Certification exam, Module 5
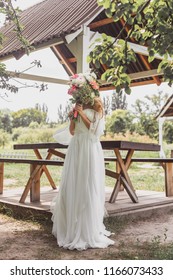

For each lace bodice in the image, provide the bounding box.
[75,109,105,139]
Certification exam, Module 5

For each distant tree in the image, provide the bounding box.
[132,90,168,139]
[103,95,111,116]
[135,113,159,139]
[57,103,71,124]
[0,129,9,148]
[12,108,47,128]
[35,103,48,122]
[132,91,169,117]
[163,121,173,144]
[35,103,41,111]
[42,103,48,114]
[0,109,12,133]
[111,90,127,111]
[106,109,135,135]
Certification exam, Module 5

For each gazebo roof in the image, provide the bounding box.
[0,0,164,90]
[156,94,173,119]
[0,0,102,59]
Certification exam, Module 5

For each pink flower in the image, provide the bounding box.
[90,81,99,90]
[68,85,77,95]
[72,74,79,79]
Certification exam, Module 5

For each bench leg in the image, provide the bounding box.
[116,162,124,191]
[34,149,57,189]
[109,149,138,203]
[165,162,173,196]
[19,165,42,203]
[30,163,41,202]
[0,163,4,194]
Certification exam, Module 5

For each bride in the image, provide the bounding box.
[50,73,115,251]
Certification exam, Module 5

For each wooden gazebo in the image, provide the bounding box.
[1,1,173,218]
[156,94,173,157]
[0,0,164,90]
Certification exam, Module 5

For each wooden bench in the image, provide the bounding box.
[0,158,64,203]
[2,153,171,204]
[104,157,173,198]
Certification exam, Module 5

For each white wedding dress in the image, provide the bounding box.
[51,109,114,250]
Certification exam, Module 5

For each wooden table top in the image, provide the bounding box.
[100,140,160,151]
[14,140,160,152]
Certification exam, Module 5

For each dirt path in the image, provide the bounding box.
[0,212,173,260]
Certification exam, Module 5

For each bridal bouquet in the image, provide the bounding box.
[67,72,100,119]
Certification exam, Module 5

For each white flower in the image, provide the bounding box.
[84,72,97,82]
[91,92,95,98]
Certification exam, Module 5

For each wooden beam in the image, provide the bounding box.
[99,79,161,91]
[139,55,161,86]
[99,69,163,90]
[51,45,75,75]
[68,57,77,63]
[88,18,114,29]
[156,94,173,119]
[129,69,163,80]
[130,79,162,87]
[7,71,69,85]
[100,69,163,85]
[7,69,162,90]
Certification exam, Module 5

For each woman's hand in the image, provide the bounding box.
[74,104,83,115]
[74,103,91,129]
[68,110,74,120]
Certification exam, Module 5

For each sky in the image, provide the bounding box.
[0,0,173,122]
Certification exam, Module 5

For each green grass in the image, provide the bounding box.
[3,163,63,189]
[3,161,165,192]
[105,161,164,192]
[104,238,173,260]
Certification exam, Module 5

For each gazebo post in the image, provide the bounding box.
[158,117,166,158]
[67,25,90,73]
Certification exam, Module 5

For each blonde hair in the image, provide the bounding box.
[92,97,104,117]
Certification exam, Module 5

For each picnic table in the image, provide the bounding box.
[101,141,160,203]
[13,140,160,203]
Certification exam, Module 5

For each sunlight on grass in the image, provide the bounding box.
[105,161,164,192]
[3,163,63,189]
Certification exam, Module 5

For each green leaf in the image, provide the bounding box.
[121,0,129,4]
[148,56,155,63]
[125,87,131,95]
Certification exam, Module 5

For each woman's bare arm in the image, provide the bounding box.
[75,104,91,129]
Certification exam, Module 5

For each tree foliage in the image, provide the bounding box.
[163,121,173,144]
[0,129,9,147]
[132,90,168,139]
[0,1,31,91]
[106,109,135,135]
[12,108,47,128]
[57,102,72,124]
[0,108,12,130]
[0,1,47,95]
[0,0,31,51]
[88,0,173,93]
[111,90,127,110]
